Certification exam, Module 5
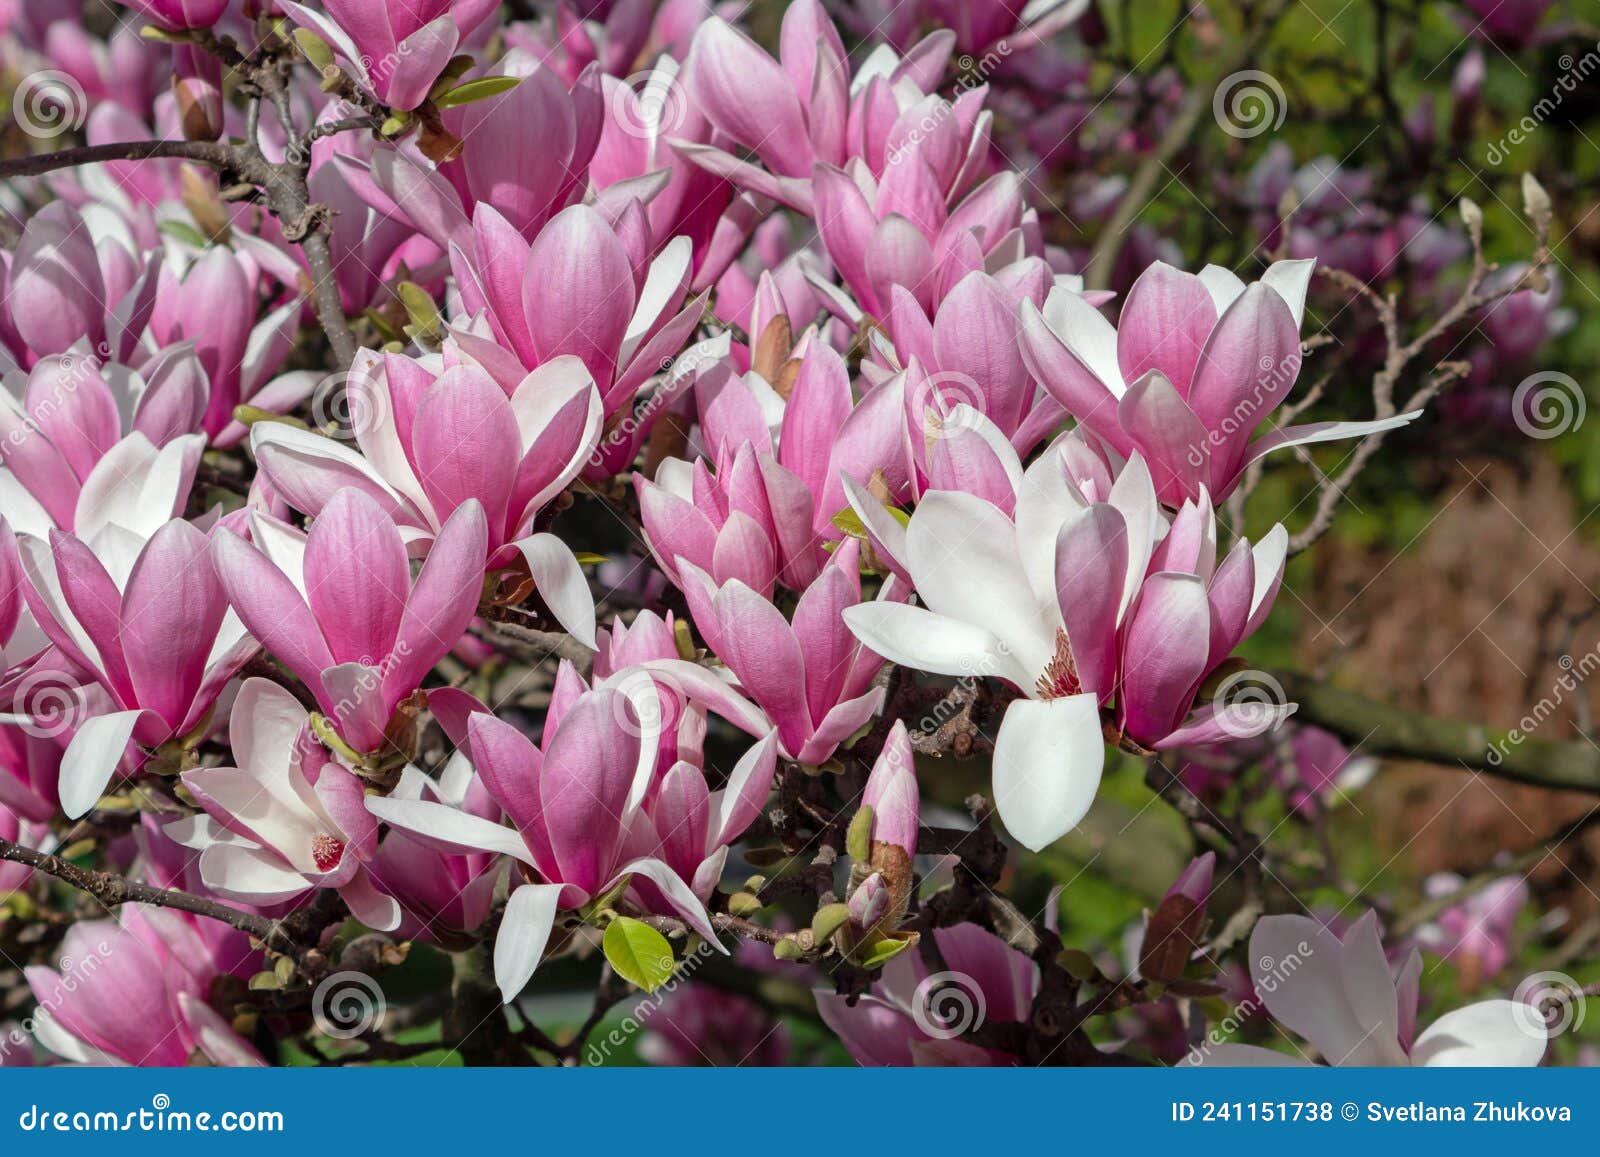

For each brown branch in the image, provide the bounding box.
[1275,670,1600,794]
[0,836,312,953]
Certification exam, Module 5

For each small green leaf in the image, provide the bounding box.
[603,917,676,993]
[572,552,607,566]
[434,76,522,110]
[858,935,915,970]
[159,220,212,249]
[811,903,852,944]
[846,805,874,863]
[292,29,334,73]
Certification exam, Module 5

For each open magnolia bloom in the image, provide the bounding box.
[1018,259,1421,505]
[843,433,1290,851]
[18,518,256,818]
[365,686,778,1002]
[1190,912,1549,1067]
[249,347,602,647]
[171,679,401,932]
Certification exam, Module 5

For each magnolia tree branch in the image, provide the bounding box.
[0,836,318,953]
[1274,670,1600,793]
[1280,177,1554,556]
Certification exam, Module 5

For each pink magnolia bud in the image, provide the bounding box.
[173,43,223,142]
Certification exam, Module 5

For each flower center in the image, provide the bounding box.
[1035,629,1084,700]
[312,834,346,873]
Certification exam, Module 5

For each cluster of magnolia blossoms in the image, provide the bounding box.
[4,0,1545,1070]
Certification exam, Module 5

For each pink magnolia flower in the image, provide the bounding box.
[307,110,446,314]
[368,752,502,942]
[808,163,1033,325]
[1018,259,1420,505]
[348,52,602,253]
[843,439,1291,850]
[1191,912,1547,1066]
[838,0,1088,55]
[817,923,1039,1065]
[26,905,264,1067]
[248,348,602,645]
[146,246,304,444]
[1457,0,1556,50]
[212,490,488,753]
[446,202,704,477]
[0,419,203,549]
[1415,873,1529,985]
[280,0,502,110]
[1,350,214,495]
[366,687,768,1000]
[18,518,256,818]
[882,266,1068,465]
[593,56,750,290]
[172,679,401,931]
[671,539,902,765]
[679,2,986,217]
[120,0,230,30]
[0,202,158,371]
[0,723,61,822]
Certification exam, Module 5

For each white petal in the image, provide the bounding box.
[196,843,310,903]
[991,695,1105,852]
[60,709,143,819]
[842,601,1026,687]
[905,491,1054,678]
[515,534,597,650]
[1260,258,1316,329]
[365,796,535,864]
[494,883,565,1004]
[1412,999,1548,1067]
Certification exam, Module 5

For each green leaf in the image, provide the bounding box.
[292,29,334,73]
[434,76,522,110]
[858,935,915,970]
[159,220,212,249]
[602,917,676,992]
